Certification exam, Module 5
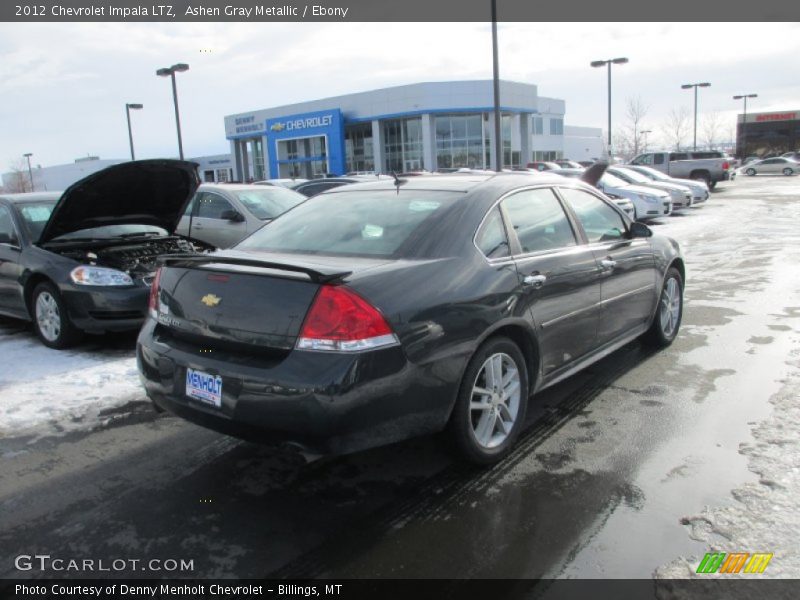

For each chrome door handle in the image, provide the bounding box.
[600,259,617,270]
[523,274,547,288]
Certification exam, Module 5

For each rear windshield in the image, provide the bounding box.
[232,188,306,220]
[236,190,462,257]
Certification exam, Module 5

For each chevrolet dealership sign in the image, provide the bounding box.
[270,113,335,133]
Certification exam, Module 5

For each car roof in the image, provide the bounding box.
[317,171,577,194]
[0,191,62,203]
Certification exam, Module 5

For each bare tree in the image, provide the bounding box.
[662,107,691,151]
[614,96,650,160]
[700,111,725,150]
[4,158,31,193]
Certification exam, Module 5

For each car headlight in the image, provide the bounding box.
[70,266,134,286]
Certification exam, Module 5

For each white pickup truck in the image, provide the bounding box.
[628,151,732,189]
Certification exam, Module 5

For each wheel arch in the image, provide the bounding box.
[23,272,56,318]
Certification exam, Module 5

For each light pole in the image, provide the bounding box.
[591,57,628,162]
[733,94,757,160]
[156,63,189,159]
[23,153,34,192]
[681,82,711,150]
[125,103,143,160]
[490,0,502,171]
[641,129,652,152]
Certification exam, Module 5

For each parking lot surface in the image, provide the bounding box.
[1,175,798,578]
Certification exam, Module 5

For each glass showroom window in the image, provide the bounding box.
[383,118,424,172]
[435,114,484,169]
[345,123,374,172]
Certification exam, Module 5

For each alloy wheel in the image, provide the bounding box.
[469,352,521,449]
[35,291,61,342]
[659,277,681,338]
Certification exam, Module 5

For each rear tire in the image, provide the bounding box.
[746,168,756,176]
[31,282,83,349]
[643,267,683,348]
[448,336,529,465]
[783,168,794,176]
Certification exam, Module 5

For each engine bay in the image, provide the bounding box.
[54,236,211,280]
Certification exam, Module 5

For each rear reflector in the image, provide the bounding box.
[148,267,162,319]
[296,285,398,352]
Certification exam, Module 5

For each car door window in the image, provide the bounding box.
[475,207,510,259]
[0,206,18,244]
[501,188,577,254]
[653,154,664,165]
[560,188,627,244]
[196,193,234,219]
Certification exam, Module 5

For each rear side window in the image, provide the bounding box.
[237,190,460,257]
[501,188,576,254]
[560,188,626,244]
[654,154,665,165]
[670,153,689,161]
[475,207,510,259]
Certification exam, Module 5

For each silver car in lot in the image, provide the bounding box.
[623,165,709,205]
[593,172,672,221]
[609,166,693,210]
[549,168,635,218]
[743,157,800,176]
[175,183,306,248]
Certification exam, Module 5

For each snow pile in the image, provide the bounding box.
[0,329,145,438]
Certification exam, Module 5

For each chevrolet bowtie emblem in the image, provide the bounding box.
[201,294,221,307]
[270,122,285,131]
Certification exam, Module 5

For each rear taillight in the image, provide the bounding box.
[296,285,398,352]
[148,268,162,319]
[722,161,730,170]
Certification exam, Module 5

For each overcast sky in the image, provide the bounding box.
[2,22,799,169]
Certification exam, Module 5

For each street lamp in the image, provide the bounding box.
[681,82,711,150]
[590,57,629,161]
[156,63,189,159]
[23,153,34,192]
[125,103,143,160]
[733,94,757,160]
[641,129,652,152]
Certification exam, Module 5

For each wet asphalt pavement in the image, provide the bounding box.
[1,175,799,579]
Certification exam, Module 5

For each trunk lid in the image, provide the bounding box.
[154,250,393,351]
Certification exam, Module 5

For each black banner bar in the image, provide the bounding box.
[2,0,799,22]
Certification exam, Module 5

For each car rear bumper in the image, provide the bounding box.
[136,319,456,455]
[61,284,148,333]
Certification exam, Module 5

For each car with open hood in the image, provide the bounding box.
[0,159,205,348]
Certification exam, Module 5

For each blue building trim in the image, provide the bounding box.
[265,109,345,177]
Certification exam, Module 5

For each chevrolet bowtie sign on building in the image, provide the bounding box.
[265,109,345,179]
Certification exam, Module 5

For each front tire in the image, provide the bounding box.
[746,168,756,176]
[448,336,529,464]
[32,282,83,349]
[783,168,794,176]
[643,267,683,348]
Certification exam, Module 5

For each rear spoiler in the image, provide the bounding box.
[157,253,352,284]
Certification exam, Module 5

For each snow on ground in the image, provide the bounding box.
[0,324,144,439]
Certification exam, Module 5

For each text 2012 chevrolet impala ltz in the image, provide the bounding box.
[137,173,684,463]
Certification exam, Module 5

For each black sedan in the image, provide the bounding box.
[0,160,200,348]
[137,173,684,463]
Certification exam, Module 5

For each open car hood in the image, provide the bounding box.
[38,159,200,244]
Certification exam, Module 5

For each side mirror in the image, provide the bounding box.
[220,210,245,223]
[629,222,652,238]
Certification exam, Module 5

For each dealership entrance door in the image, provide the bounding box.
[276,136,329,178]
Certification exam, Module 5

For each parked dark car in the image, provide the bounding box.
[138,173,684,463]
[0,160,203,348]
[292,175,392,197]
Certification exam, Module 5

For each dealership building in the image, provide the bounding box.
[224,80,604,180]
[736,109,800,158]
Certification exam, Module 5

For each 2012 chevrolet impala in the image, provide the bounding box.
[137,173,684,464]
